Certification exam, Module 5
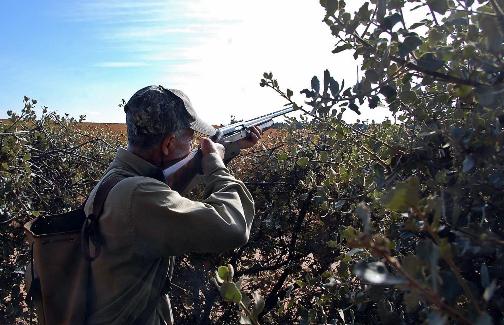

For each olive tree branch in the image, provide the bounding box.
[357,238,473,325]
[259,190,314,319]
[413,207,484,314]
[329,14,488,87]
[263,80,406,155]
[427,4,440,26]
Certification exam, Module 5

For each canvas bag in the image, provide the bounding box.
[24,173,127,325]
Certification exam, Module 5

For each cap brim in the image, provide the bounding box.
[190,118,216,137]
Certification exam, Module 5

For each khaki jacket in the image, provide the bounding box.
[84,148,254,324]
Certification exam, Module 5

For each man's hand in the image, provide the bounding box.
[236,126,262,150]
[200,137,225,160]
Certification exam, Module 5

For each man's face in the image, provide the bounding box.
[163,128,195,165]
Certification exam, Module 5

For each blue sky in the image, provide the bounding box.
[1,0,383,124]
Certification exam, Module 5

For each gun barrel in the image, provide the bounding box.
[218,105,294,136]
[221,120,274,143]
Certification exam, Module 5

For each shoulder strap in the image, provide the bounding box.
[81,173,127,261]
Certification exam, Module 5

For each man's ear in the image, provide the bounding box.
[160,134,175,156]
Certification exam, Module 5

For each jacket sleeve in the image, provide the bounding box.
[175,142,241,194]
[131,153,254,257]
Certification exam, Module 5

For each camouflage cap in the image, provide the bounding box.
[124,85,216,138]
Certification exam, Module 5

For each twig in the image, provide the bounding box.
[361,145,390,171]
[259,190,314,318]
[391,56,484,87]
[0,131,31,136]
[361,8,376,38]
[427,5,440,26]
[236,260,290,276]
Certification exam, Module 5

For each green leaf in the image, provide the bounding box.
[355,202,371,233]
[323,69,330,94]
[329,77,340,97]
[376,0,386,23]
[381,177,420,212]
[327,240,339,248]
[320,0,339,16]
[402,255,423,278]
[483,280,497,302]
[332,43,353,53]
[453,85,472,98]
[480,263,490,288]
[297,157,309,168]
[217,265,231,282]
[462,155,475,172]
[368,95,380,108]
[341,226,358,241]
[311,76,320,93]
[409,22,426,29]
[428,28,445,43]
[400,90,418,104]
[348,102,360,114]
[357,2,371,21]
[381,13,402,30]
[417,239,439,269]
[388,0,404,10]
[219,282,242,303]
[417,52,444,71]
[427,0,449,15]
[398,35,422,57]
[380,85,397,101]
[365,69,380,83]
[403,291,420,312]
[277,152,288,161]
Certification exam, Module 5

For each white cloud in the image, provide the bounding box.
[161,0,389,124]
[67,0,392,123]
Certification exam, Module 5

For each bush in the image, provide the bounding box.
[0,99,123,323]
[207,0,504,323]
[3,1,504,323]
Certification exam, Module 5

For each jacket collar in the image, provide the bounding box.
[110,148,165,182]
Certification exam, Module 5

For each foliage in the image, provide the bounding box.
[3,0,504,323]
[207,0,504,323]
[0,99,122,323]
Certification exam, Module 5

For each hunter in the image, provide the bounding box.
[83,85,259,324]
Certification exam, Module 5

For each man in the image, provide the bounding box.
[84,85,259,324]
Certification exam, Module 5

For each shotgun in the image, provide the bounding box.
[163,105,295,192]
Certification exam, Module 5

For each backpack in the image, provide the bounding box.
[24,173,127,325]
